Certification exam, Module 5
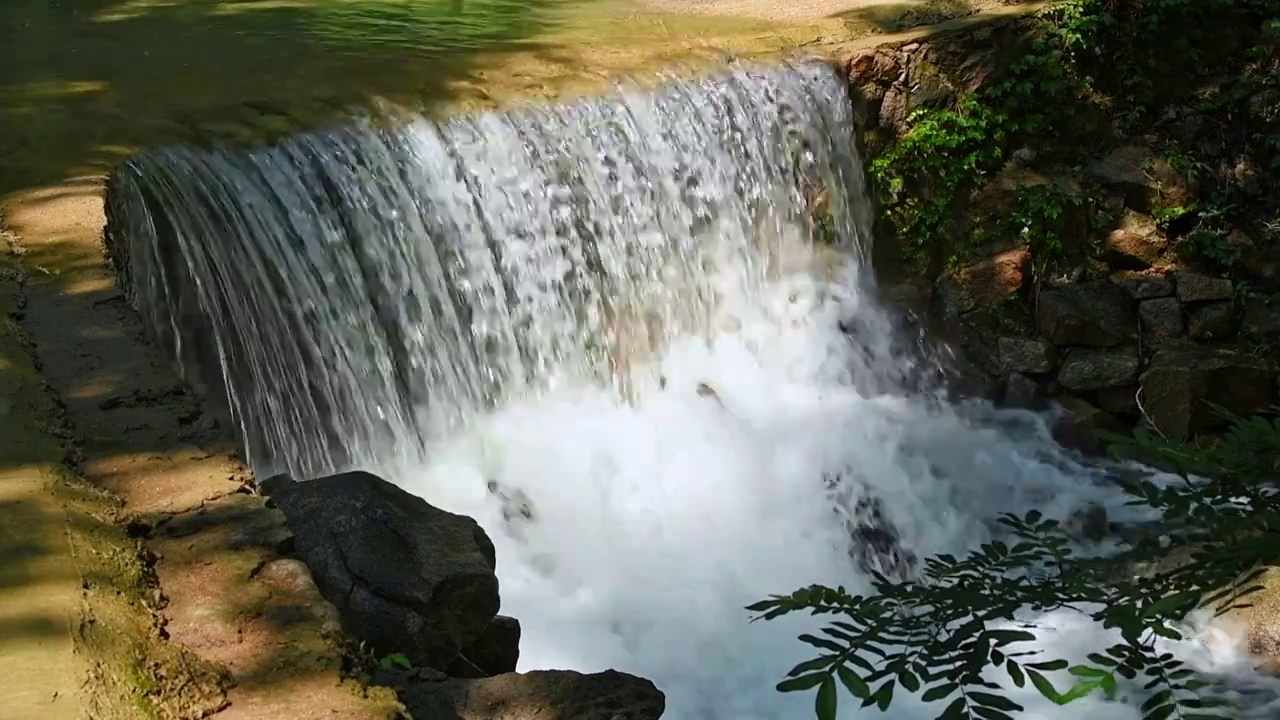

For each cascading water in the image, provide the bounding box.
[104,62,1277,719]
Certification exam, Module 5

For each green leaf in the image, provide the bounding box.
[987,629,1037,646]
[787,656,835,677]
[777,673,827,693]
[1006,660,1026,688]
[941,697,967,720]
[1028,670,1060,703]
[799,634,846,654]
[1142,689,1173,713]
[1068,665,1109,678]
[922,683,959,702]
[815,675,838,720]
[970,692,1023,711]
[1028,659,1069,671]
[835,665,870,700]
[898,670,921,693]
[1058,678,1103,704]
[873,680,895,712]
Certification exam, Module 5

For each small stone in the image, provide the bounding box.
[846,49,899,85]
[449,615,521,678]
[1188,302,1239,341]
[1089,145,1198,213]
[878,86,911,137]
[1175,272,1234,303]
[1242,298,1280,341]
[1101,210,1167,270]
[1069,505,1110,542]
[1052,397,1127,455]
[1038,280,1136,347]
[998,337,1055,374]
[1139,297,1184,346]
[1059,346,1141,391]
[1112,271,1174,300]
[937,248,1029,317]
[1001,373,1043,408]
[1094,385,1140,418]
[1233,154,1263,196]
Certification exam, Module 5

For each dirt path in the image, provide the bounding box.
[4,185,404,717]
[0,232,80,717]
[0,1,1044,716]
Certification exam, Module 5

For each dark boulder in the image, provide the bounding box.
[261,471,502,672]
[448,616,522,679]
[1242,298,1280,341]
[1175,272,1234,303]
[1038,280,1136,347]
[1138,346,1279,440]
[1188,301,1239,341]
[380,668,666,720]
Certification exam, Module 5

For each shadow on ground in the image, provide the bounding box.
[0,0,580,198]
[831,0,1037,33]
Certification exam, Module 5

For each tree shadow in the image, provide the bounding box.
[831,0,978,33]
[829,0,1039,35]
[0,0,576,198]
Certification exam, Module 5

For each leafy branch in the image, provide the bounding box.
[751,409,1280,720]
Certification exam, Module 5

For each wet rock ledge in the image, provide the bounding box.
[260,470,666,720]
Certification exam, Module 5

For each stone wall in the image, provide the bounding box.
[833,15,1280,446]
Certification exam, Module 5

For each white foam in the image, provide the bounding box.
[390,262,1275,719]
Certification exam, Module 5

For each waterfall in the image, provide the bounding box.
[104,62,1275,719]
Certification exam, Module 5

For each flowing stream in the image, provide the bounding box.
[104,61,1276,719]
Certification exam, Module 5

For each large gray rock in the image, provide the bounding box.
[1038,280,1136,347]
[382,668,666,720]
[1138,346,1279,439]
[1058,346,1141,391]
[261,471,501,671]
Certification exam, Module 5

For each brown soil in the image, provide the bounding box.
[0,1,1044,717]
